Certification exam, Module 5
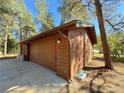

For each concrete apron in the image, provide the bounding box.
[0,59,67,93]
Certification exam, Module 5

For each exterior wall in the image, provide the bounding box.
[84,32,93,63]
[22,33,69,80]
[21,44,28,60]
[21,29,93,81]
[56,35,69,80]
[68,29,85,80]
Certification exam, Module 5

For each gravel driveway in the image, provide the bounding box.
[0,59,66,93]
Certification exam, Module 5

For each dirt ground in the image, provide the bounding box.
[0,57,124,93]
[59,59,124,93]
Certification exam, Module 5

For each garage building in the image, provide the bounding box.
[20,20,97,81]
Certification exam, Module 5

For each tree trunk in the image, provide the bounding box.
[20,30,23,41]
[94,0,113,69]
[3,34,8,55]
[19,16,23,41]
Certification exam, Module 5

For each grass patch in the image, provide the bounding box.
[94,53,124,63]
[0,54,17,57]
[0,54,17,60]
[94,53,103,58]
[112,55,124,63]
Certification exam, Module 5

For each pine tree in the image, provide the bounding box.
[35,0,54,31]
[94,0,112,68]
[58,0,88,23]
[0,0,36,55]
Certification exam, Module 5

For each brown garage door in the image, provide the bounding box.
[29,38,56,71]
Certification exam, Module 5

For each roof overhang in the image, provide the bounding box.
[20,20,97,44]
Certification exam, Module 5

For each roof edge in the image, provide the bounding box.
[20,20,97,44]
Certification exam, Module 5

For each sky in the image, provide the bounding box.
[24,0,124,34]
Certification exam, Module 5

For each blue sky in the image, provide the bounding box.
[24,0,124,34]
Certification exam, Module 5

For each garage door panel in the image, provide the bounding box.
[29,38,56,71]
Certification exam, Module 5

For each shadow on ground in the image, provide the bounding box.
[59,60,124,93]
[0,59,66,93]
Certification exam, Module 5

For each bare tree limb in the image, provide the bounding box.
[106,20,124,31]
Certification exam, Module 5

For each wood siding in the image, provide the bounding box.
[21,44,28,60]
[21,33,69,80]
[68,29,85,80]
[21,28,94,81]
[84,32,93,63]
[56,35,69,80]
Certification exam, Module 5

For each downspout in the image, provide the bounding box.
[83,33,86,68]
[58,30,71,82]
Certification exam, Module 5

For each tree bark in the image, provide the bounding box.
[19,16,23,41]
[94,0,113,69]
[3,34,7,55]
[20,30,23,41]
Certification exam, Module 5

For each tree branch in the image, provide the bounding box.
[106,20,124,31]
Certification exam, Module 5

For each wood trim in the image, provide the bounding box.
[58,30,71,81]
[83,33,86,68]
[27,44,30,61]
